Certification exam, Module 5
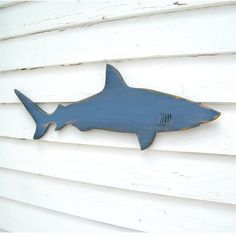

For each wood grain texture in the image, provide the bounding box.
[0,0,234,40]
[1,4,236,71]
[1,168,236,232]
[1,55,236,103]
[1,137,236,205]
[0,103,233,155]
[0,197,131,232]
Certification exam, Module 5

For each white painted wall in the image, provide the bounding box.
[1,0,236,232]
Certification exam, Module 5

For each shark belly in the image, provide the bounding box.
[74,106,157,134]
[65,95,159,134]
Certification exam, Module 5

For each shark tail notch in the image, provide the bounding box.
[14,89,50,139]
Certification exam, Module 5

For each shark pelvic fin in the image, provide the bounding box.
[14,89,50,139]
[137,130,156,150]
[104,64,128,89]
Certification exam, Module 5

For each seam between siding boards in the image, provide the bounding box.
[0,196,139,232]
[2,134,236,157]
[1,164,236,207]
[0,1,26,9]
[1,51,236,73]
[3,135,235,158]
[0,1,236,41]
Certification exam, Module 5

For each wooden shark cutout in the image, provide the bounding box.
[15,64,220,150]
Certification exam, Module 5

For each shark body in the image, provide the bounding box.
[15,64,220,150]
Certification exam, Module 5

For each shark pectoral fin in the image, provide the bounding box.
[137,130,157,150]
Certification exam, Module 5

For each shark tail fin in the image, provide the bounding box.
[14,89,50,139]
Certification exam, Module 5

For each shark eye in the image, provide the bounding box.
[159,113,172,127]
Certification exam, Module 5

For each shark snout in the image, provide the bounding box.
[210,109,221,121]
[199,106,221,123]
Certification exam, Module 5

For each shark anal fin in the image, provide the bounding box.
[137,130,156,150]
[72,122,92,132]
[55,122,66,131]
[79,128,92,132]
[104,64,128,89]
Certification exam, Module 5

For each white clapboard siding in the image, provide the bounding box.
[0,197,131,232]
[1,1,236,233]
[1,55,236,103]
[1,137,236,205]
[1,168,236,232]
[1,4,236,71]
[0,0,234,41]
[0,103,234,155]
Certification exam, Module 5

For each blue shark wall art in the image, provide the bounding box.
[15,64,220,150]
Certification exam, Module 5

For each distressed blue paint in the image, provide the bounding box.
[14,64,220,150]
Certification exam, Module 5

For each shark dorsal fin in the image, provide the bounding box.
[104,64,128,89]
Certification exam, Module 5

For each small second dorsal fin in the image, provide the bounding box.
[104,64,128,89]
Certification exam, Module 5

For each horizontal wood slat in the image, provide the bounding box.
[1,168,236,232]
[1,55,236,103]
[0,197,130,232]
[0,103,234,155]
[1,4,236,71]
[0,0,234,41]
[1,137,236,205]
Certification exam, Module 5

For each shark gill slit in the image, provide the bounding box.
[159,112,172,127]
